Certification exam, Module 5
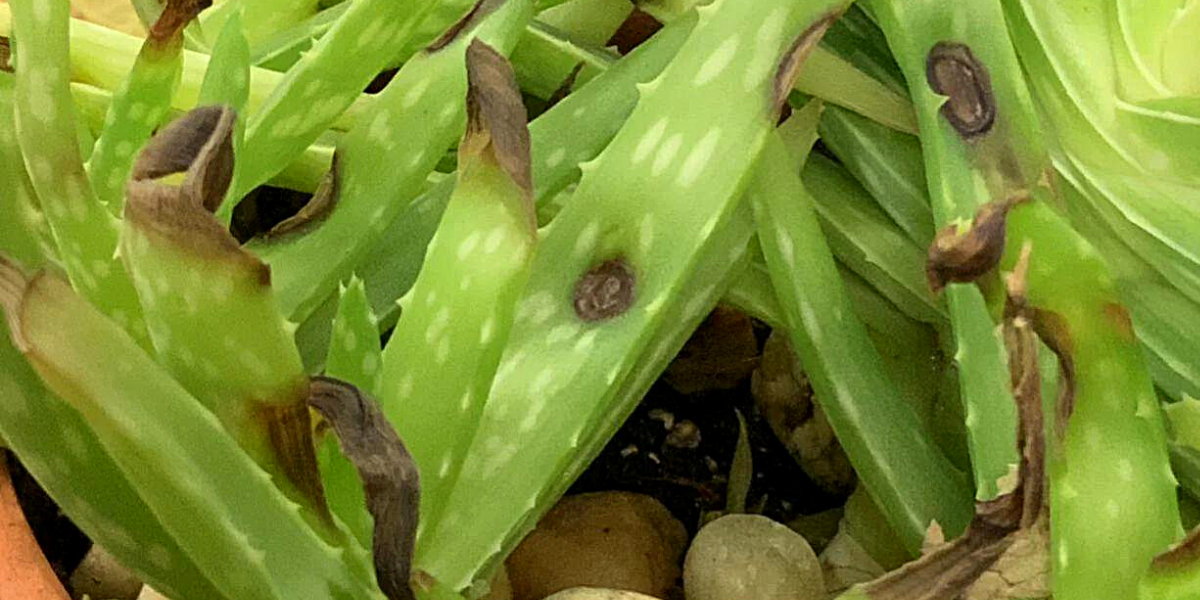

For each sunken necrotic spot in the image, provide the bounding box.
[573,258,636,322]
[925,41,997,139]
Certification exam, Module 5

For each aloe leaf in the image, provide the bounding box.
[754,102,971,551]
[197,0,322,50]
[291,11,695,368]
[0,75,51,266]
[319,276,383,547]
[379,40,538,543]
[801,153,945,326]
[1001,199,1179,600]
[86,1,195,215]
[418,0,851,589]
[7,0,147,342]
[251,2,349,70]
[0,321,231,600]
[817,103,934,245]
[0,262,383,600]
[120,106,336,536]
[326,277,384,394]
[865,0,1028,502]
[245,0,533,325]
[231,0,479,199]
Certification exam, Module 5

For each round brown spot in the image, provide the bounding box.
[573,258,636,322]
[926,41,996,139]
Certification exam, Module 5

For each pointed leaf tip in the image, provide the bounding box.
[463,39,533,200]
[149,0,213,45]
[308,377,420,600]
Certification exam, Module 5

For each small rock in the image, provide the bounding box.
[483,565,513,600]
[70,544,142,600]
[683,514,823,600]
[663,306,760,394]
[543,587,663,600]
[751,331,855,496]
[506,492,688,600]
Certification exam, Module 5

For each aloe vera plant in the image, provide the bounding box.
[4,0,1200,599]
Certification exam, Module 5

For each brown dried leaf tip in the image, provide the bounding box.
[265,152,341,238]
[308,377,420,600]
[426,0,504,52]
[0,38,11,73]
[926,196,1023,294]
[462,39,536,233]
[773,10,843,116]
[574,258,636,322]
[124,105,269,283]
[149,0,212,46]
[861,245,1048,600]
[130,104,236,213]
[926,42,997,139]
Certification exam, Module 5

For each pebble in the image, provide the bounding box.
[506,492,687,600]
[683,514,823,600]
[542,588,663,600]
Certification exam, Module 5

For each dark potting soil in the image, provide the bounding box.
[568,312,845,536]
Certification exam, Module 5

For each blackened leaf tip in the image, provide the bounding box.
[772,9,842,116]
[308,377,420,600]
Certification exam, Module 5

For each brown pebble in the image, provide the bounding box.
[506,492,687,600]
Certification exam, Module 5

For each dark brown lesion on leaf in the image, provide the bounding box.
[308,377,421,600]
[573,258,636,322]
[772,10,843,118]
[462,39,536,233]
[1103,302,1137,342]
[125,105,271,285]
[427,0,506,52]
[925,42,997,139]
[926,196,1024,294]
[148,0,211,47]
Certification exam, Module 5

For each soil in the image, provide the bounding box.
[567,318,844,536]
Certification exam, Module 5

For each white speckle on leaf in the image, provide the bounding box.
[545,147,567,168]
[677,128,721,187]
[574,329,598,353]
[652,133,683,176]
[403,79,430,108]
[638,213,655,254]
[632,117,669,164]
[694,37,740,86]
[425,307,451,342]
[484,226,506,254]
[439,454,453,478]
[480,315,496,344]
[362,353,379,374]
[776,226,795,269]
[436,337,451,364]
[398,373,414,398]
[575,222,600,257]
[459,391,472,412]
[457,231,481,260]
